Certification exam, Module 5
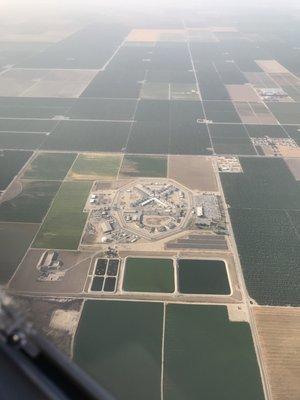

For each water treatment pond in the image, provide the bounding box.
[178,259,230,295]
[123,257,174,293]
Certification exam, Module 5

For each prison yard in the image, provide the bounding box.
[1,8,300,400]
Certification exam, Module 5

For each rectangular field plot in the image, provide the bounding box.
[123,257,175,293]
[74,300,163,400]
[43,121,131,152]
[0,132,48,150]
[229,208,300,306]
[19,24,129,69]
[0,150,32,190]
[178,259,230,295]
[0,222,38,284]
[212,137,256,156]
[253,307,300,400]
[0,68,98,98]
[214,60,248,84]
[170,100,204,123]
[209,124,249,138]
[164,305,264,400]
[169,122,212,155]
[146,69,196,84]
[245,124,288,138]
[67,98,137,121]
[282,125,300,146]
[126,121,170,154]
[81,69,144,99]
[168,156,218,191]
[203,101,241,123]
[140,82,170,100]
[0,180,60,223]
[23,152,76,180]
[33,181,92,250]
[234,102,278,125]
[170,84,199,101]
[120,154,167,177]
[225,84,261,102]
[68,153,122,180]
[135,100,170,122]
[221,157,300,210]
[267,102,300,124]
[0,118,57,133]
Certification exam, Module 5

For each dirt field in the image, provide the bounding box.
[168,155,218,191]
[226,84,261,102]
[126,29,185,42]
[277,146,300,158]
[284,158,300,180]
[0,68,98,98]
[255,60,290,74]
[9,249,92,294]
[253,306,300,400]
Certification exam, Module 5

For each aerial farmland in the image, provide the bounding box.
[1,2,300,399]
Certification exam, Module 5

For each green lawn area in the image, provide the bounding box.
[68,153,122,180]
[123,257,175,293]
[119,154,168,177]
[0,180,60,223]
[23,152,77,180]
[33,181,92,249]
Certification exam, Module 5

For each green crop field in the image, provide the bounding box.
[123,257,174,293]
[221,157,300,306]
[33,181,92,249]
[164,304,264,400]
[0,180,60,223]
[120,154,167,177]
[74,300,163,400]
[23,152,77,180]
[0,222,38,284]
[0,150,32,190]
[68,153,122,180]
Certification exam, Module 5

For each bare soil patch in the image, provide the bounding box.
[253,306,300,400]
[168,155,218,191]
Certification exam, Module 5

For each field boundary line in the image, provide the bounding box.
[161,302,166,400]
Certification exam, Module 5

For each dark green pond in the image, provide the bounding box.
[178,259,230,295]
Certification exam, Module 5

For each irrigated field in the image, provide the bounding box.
[120,154,167,178]
[0,180,61,223]
[253,306,300,400]
[33,181,92,249]
[23,152,77,181]
[164,304,264,400]
[0,150,32,190]
[74,300,163,400]
[221,157,300,306]
[0,222,38,284]
[67,153,122,180]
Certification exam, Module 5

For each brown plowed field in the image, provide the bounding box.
[253,306,300,400]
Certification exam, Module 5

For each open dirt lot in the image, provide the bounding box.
[255,60,290,74]
[0,68,98,98]
[285,158,300,180]
[9,249,92,294]
[168,155,218,191]
[226,85,261,102]
[253,306,300,400]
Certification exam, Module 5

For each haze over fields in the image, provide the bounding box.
[0,2,299,400]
